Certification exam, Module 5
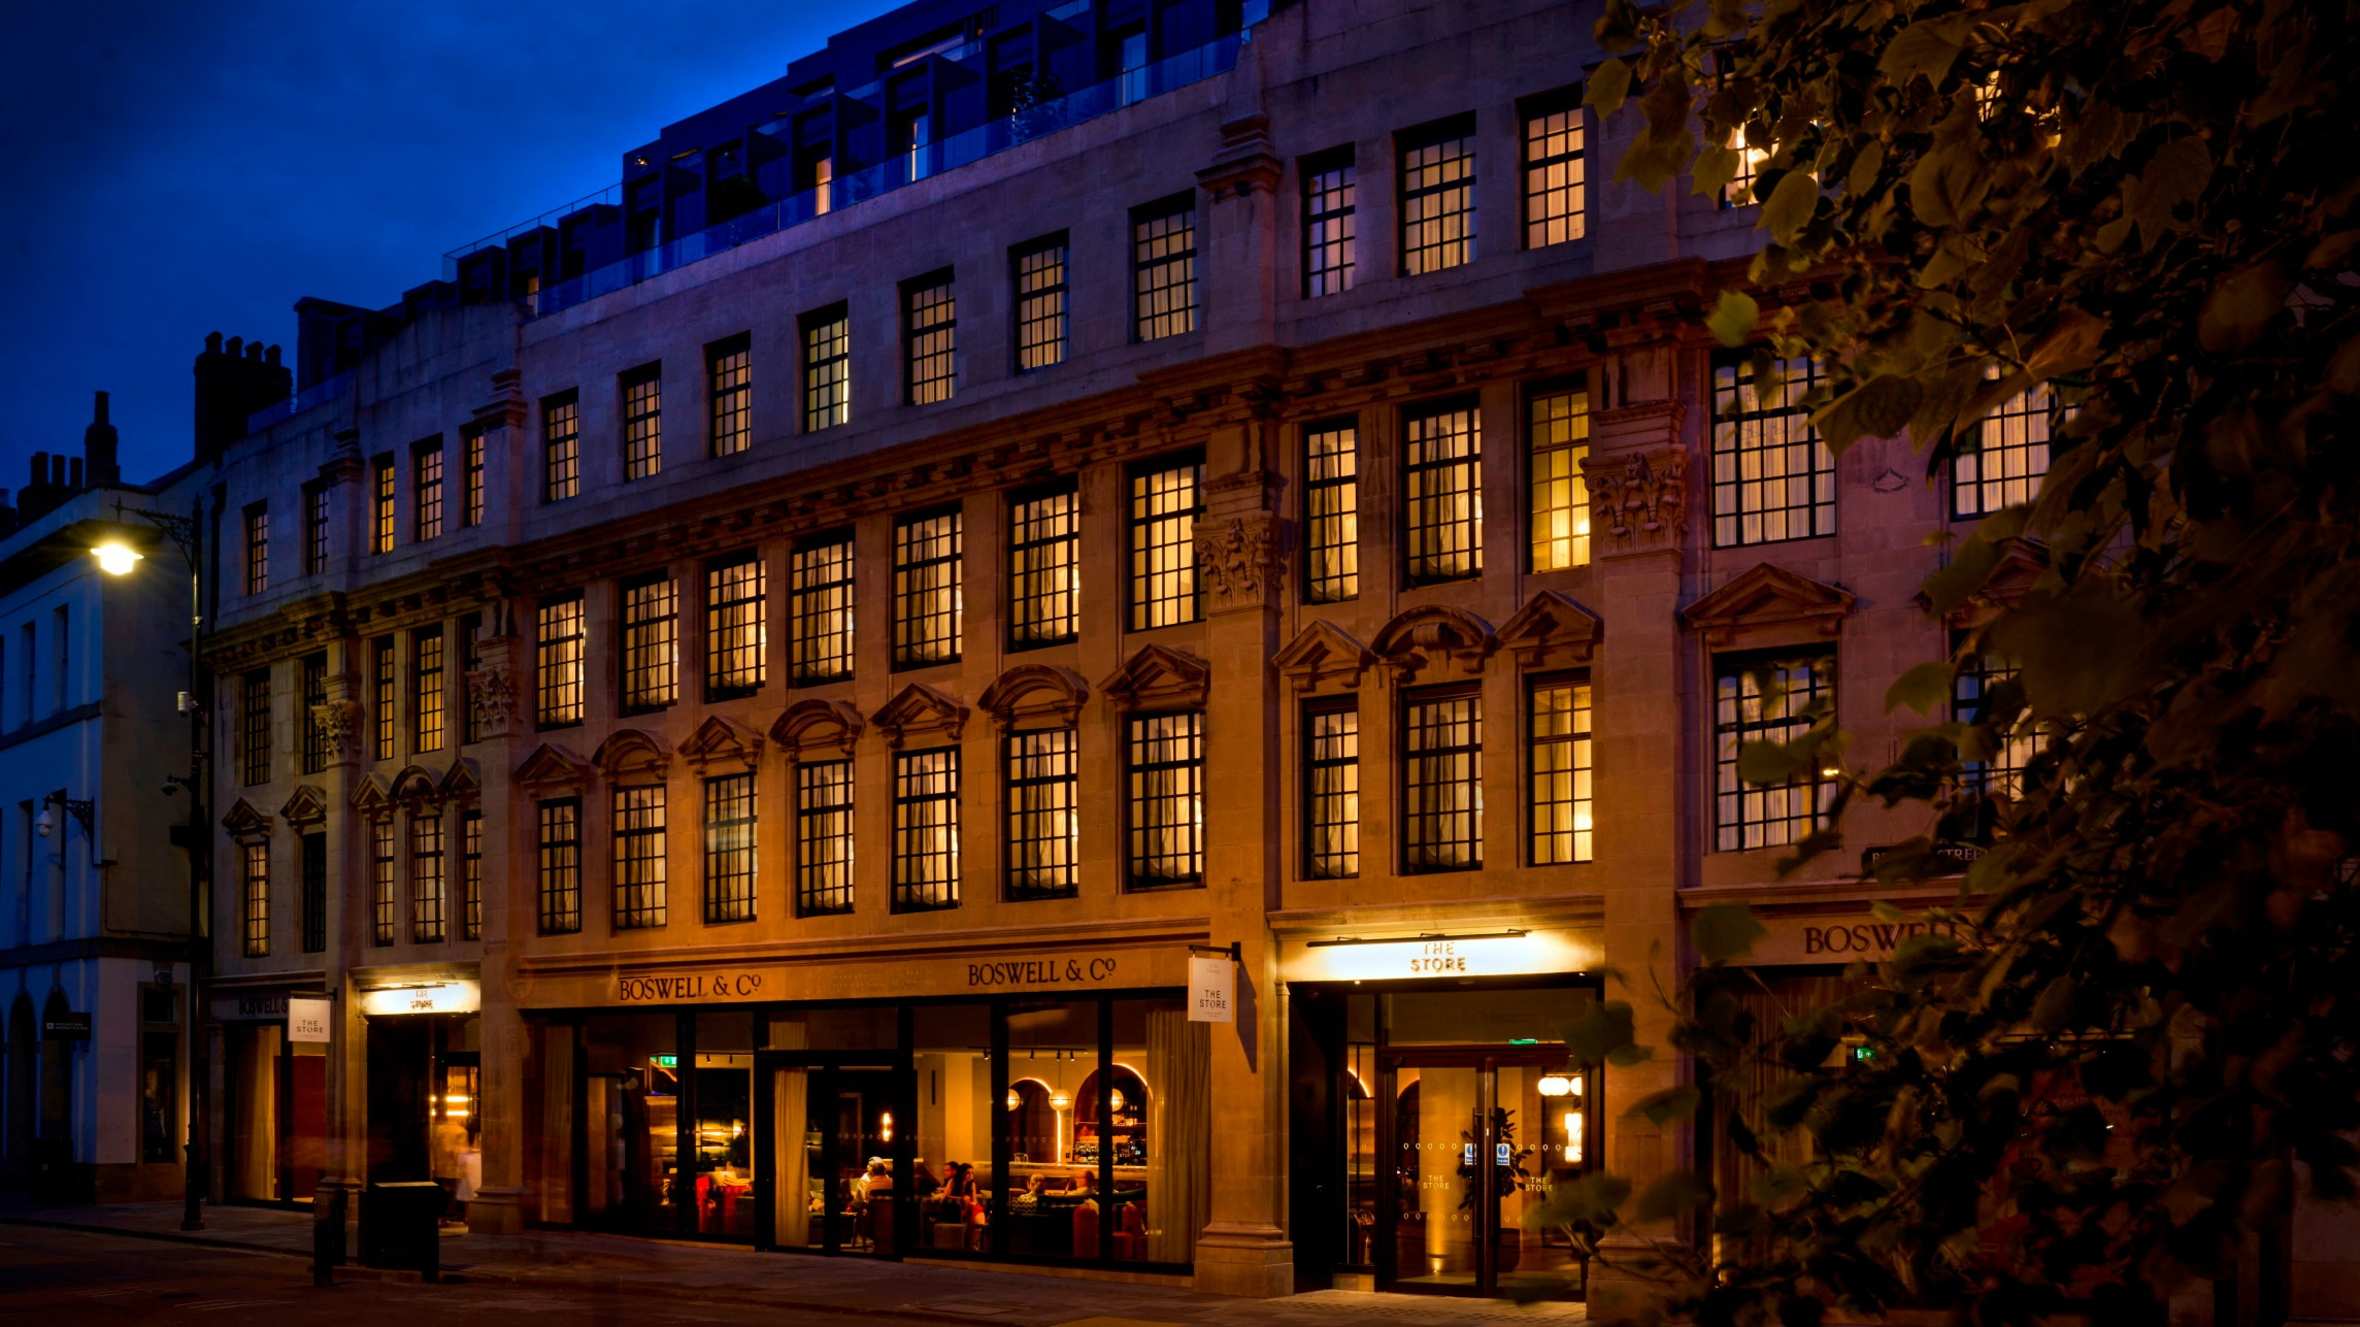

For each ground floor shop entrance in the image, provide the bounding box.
[757,1058,910,1254]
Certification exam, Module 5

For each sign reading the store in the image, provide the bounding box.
[616,970,769,1003]
[1187,955,1235,1024]
[287,997,333,1043]
[965,955,1119,989]
[1748,909,1979,966]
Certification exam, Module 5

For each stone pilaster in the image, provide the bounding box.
[1195,115,1281,357]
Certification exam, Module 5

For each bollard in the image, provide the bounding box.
[313,1184,347,1287]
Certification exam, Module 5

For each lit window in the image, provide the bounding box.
[708,336,751,457]
[705,551,766,698]
[1400,118,1477,274]
[1954,646,2034,799]
[536,594,585,727]
[1005,727,1079,900]
[790,534,855,684]
[1955,379,2054,519]
[1302,420,1359,602]
[795,760,855,916]
[905,274,957,406]
[619,573,679,711]
[460,810,482,941]
[612,784,668,929]
[803,308,851,433]
[1723,125,1771,208]
[241,841,269,958]
[410,811,446,944]
[1528,677,1593,865]
[304,484,330,575]
[892,747,962,912]
[543,392,581,503]
[240,668,270,787]
[703,772,757,924]
[372,637,396,760]
[1126,711,1204,888]
[243,503,269,596]
[1009,484,1080,647]
[1128,455,1201,630]
[1713,651,1835,851]
[1133,199,1198,342]
[372,454,396,555]
[536,798,582,934]
[1404,402,1483,583]
[1522,94,1586,248]
[413,439,444,541]
[1711,356,1834,546]
[622,366,662,481]
[1529,387,1591,571]
[893,509,963,668]
[1303,701,1359,879]
[1013,237,1068,372]
[462,427,486,527]
[413,626,445,754]
[1403,689,1482,872]
[369,817,396,945]
[1303,148,1357,298]
[300,653,328,775]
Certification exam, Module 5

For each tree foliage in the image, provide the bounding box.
[1551,0,2360,1322]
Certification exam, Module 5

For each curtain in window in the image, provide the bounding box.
[772,1067,810,1246]
[1144,1007,1209,1263]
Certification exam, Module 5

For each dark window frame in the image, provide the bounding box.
[1131,195,1199,343]
[1302,418,1359,603]
[802,305,852,434]
[789,533,855,685]
[1402,399,1484,585]
[794,759,856,916]
[413,437,445,542]
[892,507,963,669]
[891,745,962,913]
[410,808,447,944]
[536,797,583,935]
[1124,709,1205,890]
[240,668,270,787]
[1127,453,1203,631]
[704,550,767,700]
[707,333,753,458]
[1012,234,1069,372]
[702,771,758,924]
[1004,725,1080,901]
[1710,354,1835,547]
[618,571,680,713]
[243,501,269,596]
[612,782,668,930]
[536,593,587,729]
[1302,146,1358,298]
[904,270,958,406]
[1398,114,1478,275]
[1711,648,1836,852]
[542,391,582,503]
[1526,672,1594,866]
[1401,684,1483,873]
[1008,481,1081,648]
[621,363,664,482]
[412,625,446,754]
[1520,87,1587,250]
[1302,698,1360,880]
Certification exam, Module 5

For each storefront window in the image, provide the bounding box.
[999,1000,1098,1259]
[580,1012,680,1235]
[1113,996,1206,1265]
[912,1005,991,1253]
[692,1011,756,1239]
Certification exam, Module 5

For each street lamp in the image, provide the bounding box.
[92,497,210,1233]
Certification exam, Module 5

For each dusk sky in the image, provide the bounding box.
[0,0,898,488]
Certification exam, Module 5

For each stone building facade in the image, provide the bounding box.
[185,0,2213,1309]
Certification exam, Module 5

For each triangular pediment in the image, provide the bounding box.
[1099,644,1211,712]
[1498,591,1603,668]
[348,773,393,812]
[220,798,274,842]
[770,699,865,760]
[872,682,969,749]
[1271,619,1374,693]
[1370,605,1496,683]
[390,764,443,806]
[513,741,594,791]
[278,784,329,828]
[978,664,1090,729]
[678,715,764,771]
[1682,562,1856,644]
[1917,535,2054,626]
[590,728,672,778]
[440,758,481,801]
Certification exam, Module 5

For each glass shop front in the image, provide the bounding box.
[525,990,1208,1272]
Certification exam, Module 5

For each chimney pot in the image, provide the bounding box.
[266,344,282,366]
[225,336,244,358]
[67,457,82,489]
[29,451,47,485]
[93,390,109,424]
[244,341,262,361]
[205,331,223,354]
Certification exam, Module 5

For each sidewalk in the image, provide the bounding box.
[0,1201,1585,1325]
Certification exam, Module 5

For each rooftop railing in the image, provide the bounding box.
[245,368,355,435]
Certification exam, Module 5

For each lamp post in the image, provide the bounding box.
[92,496,208,1232]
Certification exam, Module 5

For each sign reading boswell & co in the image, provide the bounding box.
[1748,907,1981,966]
[966,955,1119,988]
[617,970,771,1003]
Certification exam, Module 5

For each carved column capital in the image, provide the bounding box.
[467,634,519,741]
[1196,512,1287,614]
[1580,446,1690,554]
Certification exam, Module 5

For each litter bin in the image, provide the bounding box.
[360,1180,444,1280]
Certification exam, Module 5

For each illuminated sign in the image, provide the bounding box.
[1279,929,1593,984]
[357,981,480,1017]
[287,997,333,1044]
[1187,955,1234,1024]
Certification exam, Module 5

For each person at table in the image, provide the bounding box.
[944,1161,978,1202]
[1011,1173,1047,1209]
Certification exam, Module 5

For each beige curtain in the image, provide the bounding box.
[773,1068,809,1246]
[1144,1008,1209,1263]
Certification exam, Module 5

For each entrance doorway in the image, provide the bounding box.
[756,1058,911,1257]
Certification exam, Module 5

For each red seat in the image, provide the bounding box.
[1111,1200,1147,1260]
[1071,1200,1100,1259]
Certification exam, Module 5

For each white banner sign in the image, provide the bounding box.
[1187,955,1235,1024]
[287,997,333,1044]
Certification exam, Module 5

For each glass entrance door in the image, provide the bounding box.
[759,1060,909,1257]
[1380,1053,1589,1298]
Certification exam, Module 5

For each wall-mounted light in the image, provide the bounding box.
[880,1110,894,1143]
[91,541,144,576]
[1005,1088,1021,1111]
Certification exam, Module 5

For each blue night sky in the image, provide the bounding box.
[0,0,899,489]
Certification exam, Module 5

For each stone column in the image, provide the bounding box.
[1579,340,1696,1317]
[1195,116,1280,357]
[466,590,525,1232]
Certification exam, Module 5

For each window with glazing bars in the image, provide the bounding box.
[1132,199,1197,342]
[708,335,751,457]
[414,440,444,541]
[305,484,330,575]
[1005,727,1079,899]
[621,366,662,481]
[241,668,270,786]
[460,809,482,940]
[1955,379,2054,518]
[892,747,961,912]
[803,307,851,433]
[300,831,326,953]
[795,760,855,915]
[893,509,962,667]
[612,784,667,929]
[1013,237,1068,371]
[300,652,327,773]
[1400,118,1476,274]
[790,535,854,683]
[1404,402,1483,583]
[410,811,446,943]
[1126,711,1204,887]
[1722,124,1770,208]
[543,393,581,502]
[1128,455,1201,629]
[241,841,269,957]
[243,503,268,596]
[372,637,396,759]
[372,455,396,554]
[1009,484,1079,646]
[1303,701,1360,879]
[462,428,486,527]
[413,627,445,753]
[905,274,957,405]
[705,552,766,698]
[1303,149,1357,297]
[703,772,756,923]
[619,573,677,711]
[1403,689,1482,871]
[1529,386,1591,571]
[536,798,582,934]
[369,817,396,945]
[1713,651,1834,851]
[1954,645,2033,799]
[1303,420,1359,602]
[537,595,585,727]
[1528,676,1593,865]
[1711,356,1834,546]
[1522,93,1586,248]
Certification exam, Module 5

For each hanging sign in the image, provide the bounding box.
[287,997,333,1044]
[1188,955,1235,1024]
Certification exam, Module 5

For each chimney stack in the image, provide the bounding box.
[83,390,119,485]
[194,330,293,461]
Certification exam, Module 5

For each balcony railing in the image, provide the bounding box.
[245,368,354,435]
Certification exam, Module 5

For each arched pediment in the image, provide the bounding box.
[348,773,393,812]
[872,682,968,749]
[220,797,274,842]
[278,784,329,828]
[770,699,864,760]
[1100,644,1211,712]
[977,664,1090,730]
[1370,605,1496,683]
[1498,590,1604,669]
[440,758,481,801]
[1682,562,1855,645]
[679,715,765,771]
[1272,619,1375,693]
[390,764,443,806]
[590,728,672,779]
[513,742,594,792]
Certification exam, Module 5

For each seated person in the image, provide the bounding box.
[1069,1170,1099,1204]
[1010,1173,1047,1209]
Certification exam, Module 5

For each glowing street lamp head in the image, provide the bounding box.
[92,541,144,576]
